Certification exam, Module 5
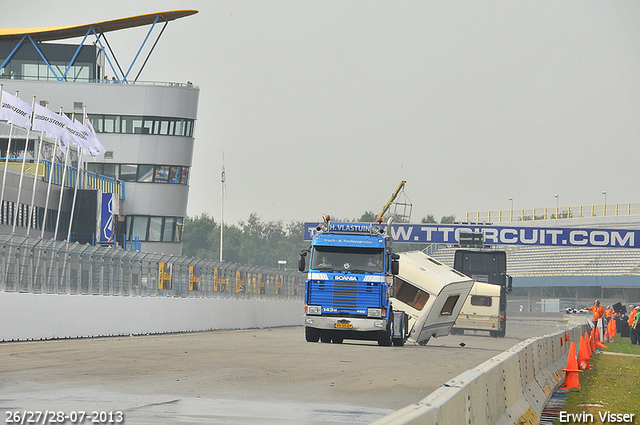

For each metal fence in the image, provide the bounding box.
[466,202,640,223]
[0,234,305,300]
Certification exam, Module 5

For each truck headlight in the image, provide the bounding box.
[368,308,383,318]
[307,305,321,315]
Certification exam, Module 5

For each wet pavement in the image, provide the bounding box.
[0,318,570,424]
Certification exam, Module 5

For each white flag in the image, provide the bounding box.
[33,103,67,139]
[58,134,69,154]
[73,118,94,154]
[85,119,106,156]
[56,113,86,155]
[0,90,32,129]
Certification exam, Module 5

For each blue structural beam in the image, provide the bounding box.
[0,12,183,83]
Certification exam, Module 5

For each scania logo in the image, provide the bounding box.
[334,276,358,281]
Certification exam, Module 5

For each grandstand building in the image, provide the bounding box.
[0,10,199,256]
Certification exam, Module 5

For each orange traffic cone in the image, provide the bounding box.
[585,331,593,356]
[589,329,596,353]
[578,336,591,370]
[595,326,607,349]
[608,319,616,343]
[561,342,582,389]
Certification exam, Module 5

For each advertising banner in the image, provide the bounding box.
[159,262,173,290]
[189,266,200,291]
[303,222,640,249]
[99,193,116,243]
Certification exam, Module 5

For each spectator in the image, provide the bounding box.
[630,305,638,345]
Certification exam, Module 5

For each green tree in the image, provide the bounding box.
[421,214,437,223]
[440,214,456,224]
[358,210,378,222]
[182,213,217,259]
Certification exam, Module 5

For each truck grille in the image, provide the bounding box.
[308,280,380,313]
[333,282,358,309]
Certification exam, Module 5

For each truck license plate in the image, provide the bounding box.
[335,323,353,329]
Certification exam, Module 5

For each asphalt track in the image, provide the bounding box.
[0,318,571,425]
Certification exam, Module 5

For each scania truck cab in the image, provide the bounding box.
[299,216,404,346]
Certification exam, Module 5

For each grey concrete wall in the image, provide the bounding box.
[0,292,303,341]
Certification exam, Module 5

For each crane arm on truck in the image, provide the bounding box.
[378,181,406,219]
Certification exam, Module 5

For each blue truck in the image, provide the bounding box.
[299,216,474,346]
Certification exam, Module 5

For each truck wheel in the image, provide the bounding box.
[378,318,393,346]
[490,331,498,338]
[320,333,332,343]
[332,336,344,344]
[378,330,392,346]
[305,327,320,342]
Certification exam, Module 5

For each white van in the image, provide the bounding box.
[452,281,504,337]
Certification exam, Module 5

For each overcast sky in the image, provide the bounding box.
[3,1,640,226]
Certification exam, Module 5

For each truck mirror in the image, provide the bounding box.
[391,260,399,276]
[507,275,513,294]
[392,253,400,260]
[298,256,306,272]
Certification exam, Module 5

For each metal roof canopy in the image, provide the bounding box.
[0,10,198,84]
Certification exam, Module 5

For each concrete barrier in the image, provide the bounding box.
[372,317,590,425]
[0,292,303,341]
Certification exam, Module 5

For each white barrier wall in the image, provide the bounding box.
[0,292,303,341]
[373,317,590,425]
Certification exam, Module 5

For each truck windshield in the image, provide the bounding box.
[311,246,384,273]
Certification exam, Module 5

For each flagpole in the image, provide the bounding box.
[42,137,60,237]
[67,144,82,242]
[67,108,88,242]
[13,96,36,233]
[53,111,72,241]
[0,88,16,226]
[27,128,44,236]
[220,151,224,262]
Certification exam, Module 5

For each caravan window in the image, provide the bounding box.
[440,295,460,315]
[393,277,430,311]
[470,295,492,307]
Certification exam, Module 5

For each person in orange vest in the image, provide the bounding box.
[586,299,605,324]
[629,305,638,345]
[604,305,613,330]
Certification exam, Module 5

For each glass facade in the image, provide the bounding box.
[87,114,194,137]
[87,163,189,185]
[126,215,184,243]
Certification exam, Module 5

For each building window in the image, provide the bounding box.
[119,164,137,182]
[154,166,169,183]
[87,164,190,185]
[163,217,176,242]
[148,217,163,241]
[138,165,154,182]
[126,215,184,243]
[87,114,194,137]
[130,216,149,240]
